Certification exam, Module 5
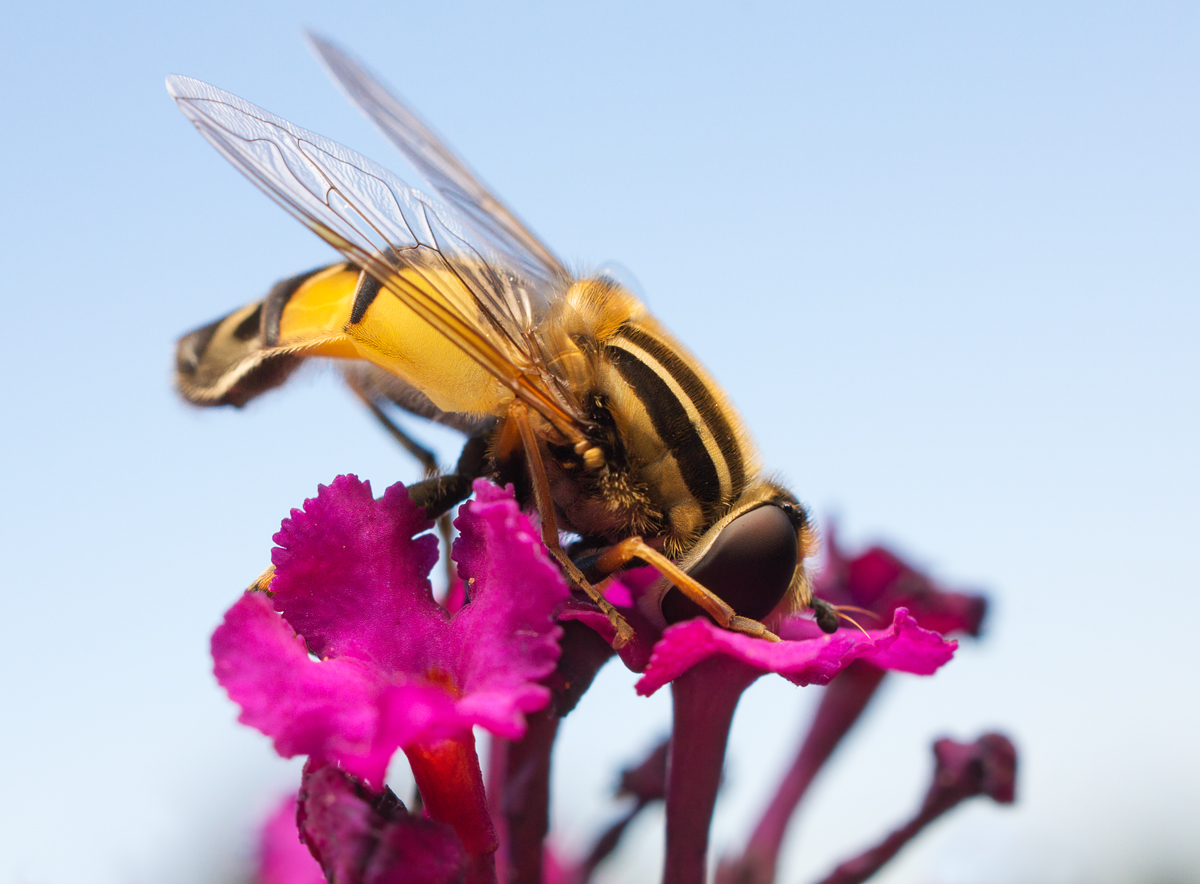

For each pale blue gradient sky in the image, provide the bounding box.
[1,2,1197,882]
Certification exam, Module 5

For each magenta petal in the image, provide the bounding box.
[214,478,572,788]
[212,593,386,768]
[375,681,486,749]
[447,480,569,730]
[558,596,658,673]
[635,609,956,696]
[258,794,324,884]
[862,613,960,674]
[777,607,958,676]
[270,475,444,671]
[557,568,663,673]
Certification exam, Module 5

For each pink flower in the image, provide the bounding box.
[811,734,1016,884]
[720,532,991,884]
[595,531,963,884]
[636,607,956,696]
[816,524,987,638]
[212,476,570,882]
[211,476,568,788]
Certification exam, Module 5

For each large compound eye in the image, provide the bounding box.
[662,505,798,624]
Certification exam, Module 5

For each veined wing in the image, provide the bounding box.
[166,74,587,441]
[306,32,567,293]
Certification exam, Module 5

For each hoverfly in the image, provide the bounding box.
[170,34,837,646]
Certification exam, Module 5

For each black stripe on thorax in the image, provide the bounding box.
[606,342,723,517]
[614,324,745,496]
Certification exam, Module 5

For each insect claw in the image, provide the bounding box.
[728,615,781,643]
[609,614,635,649]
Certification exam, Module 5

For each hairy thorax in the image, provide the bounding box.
[523,275,759,558]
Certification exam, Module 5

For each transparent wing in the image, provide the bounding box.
[166,74,586,440]
[306,32,568,292]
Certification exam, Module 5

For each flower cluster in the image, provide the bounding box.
[214,476,1015,884]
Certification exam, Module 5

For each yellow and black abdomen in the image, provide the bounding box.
[176,264,350,406]
[176,262,510,417]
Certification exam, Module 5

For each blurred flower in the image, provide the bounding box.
[257,794,323,884]
[816,524,987,638]
[811,734,1016,884]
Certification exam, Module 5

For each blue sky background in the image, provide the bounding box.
[1,2,1197,882]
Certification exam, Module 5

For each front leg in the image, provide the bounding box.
[405,435,489,519]
[507,403,636,648]
[585,538,781,642]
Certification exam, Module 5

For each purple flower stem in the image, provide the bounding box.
[500,620,616,884]
[665,657,759,884]
[487,735,511,884]
[502,707,560,884]
[723,661,887,884]
[406,733,499,884]
[809,734,1017,884]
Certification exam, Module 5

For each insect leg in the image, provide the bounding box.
[352,386,441,477]
[508,402,636,648]
[405,435,489,519]
[586,539,782,642]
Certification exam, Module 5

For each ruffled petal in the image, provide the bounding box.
[635,608,956,695]
[212,593,384,766]
[214,479,572,786]
[270,475,446,672]
[447,481,568,721]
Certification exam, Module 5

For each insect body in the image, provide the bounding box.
[170,35,830,644]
